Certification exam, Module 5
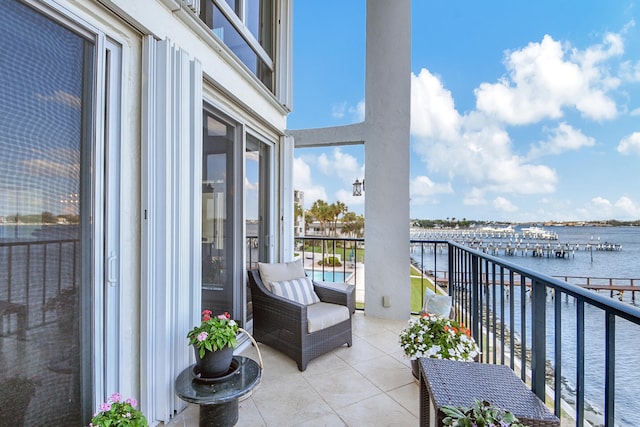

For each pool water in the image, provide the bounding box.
[306,270,348,283]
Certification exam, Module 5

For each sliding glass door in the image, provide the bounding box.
[0,1,95,424]
[245,134,271,326]
[201,110,238,317]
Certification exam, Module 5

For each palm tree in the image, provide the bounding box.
[329,201,347,237]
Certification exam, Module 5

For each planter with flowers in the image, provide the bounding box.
[90,393,147,427]
[441,399,529,427]
[187,310,239,378]
[399,313,480,378]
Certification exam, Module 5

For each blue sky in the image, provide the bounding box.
[288,1,640,222]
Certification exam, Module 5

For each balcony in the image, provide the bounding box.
[165,312,419,426]
[237,236,640,426]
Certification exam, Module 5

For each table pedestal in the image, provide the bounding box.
[175,356,261,427]
[199,400,238,427]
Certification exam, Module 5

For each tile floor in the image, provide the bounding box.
[164,312,419,427]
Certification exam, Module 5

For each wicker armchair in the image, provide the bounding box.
[248,269,353,371]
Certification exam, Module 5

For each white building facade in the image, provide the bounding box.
[0,0,410,425]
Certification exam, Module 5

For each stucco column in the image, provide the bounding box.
[364,0,411,319]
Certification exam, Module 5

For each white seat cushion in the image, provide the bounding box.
[270,277,321,306]
[258,260,306,292]
[306,302,350,333]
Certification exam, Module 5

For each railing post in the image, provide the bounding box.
[447,243,453,298]
[471,254,480,343]
[605,312,615,426]
[531,279,547,401]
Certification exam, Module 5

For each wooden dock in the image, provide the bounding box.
[410,234,622,259]
[423,271,639,302]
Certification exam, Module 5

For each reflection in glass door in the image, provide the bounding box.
[245,134,270,326]
[202,111,236,317]
[0,1,94,424]
[245,134,270,269]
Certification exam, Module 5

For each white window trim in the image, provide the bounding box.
[103,35,124,402]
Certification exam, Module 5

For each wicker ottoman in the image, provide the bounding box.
[419,358,559,427]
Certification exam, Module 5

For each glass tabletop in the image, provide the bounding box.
[175,356,261,405]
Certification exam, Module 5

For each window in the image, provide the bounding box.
[200,0,274,91]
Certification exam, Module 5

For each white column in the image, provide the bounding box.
[364,0,411,319]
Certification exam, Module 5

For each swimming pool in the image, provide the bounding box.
[305,270,350,283]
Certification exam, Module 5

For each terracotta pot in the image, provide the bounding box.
[194,345,234,378]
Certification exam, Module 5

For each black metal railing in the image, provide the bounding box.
[294,236,364,284]
[448,241,640,426]
[287,235,640,426]
[0,239,79,334]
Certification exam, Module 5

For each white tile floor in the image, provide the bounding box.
[163,312,419,427]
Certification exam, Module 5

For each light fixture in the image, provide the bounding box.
[352,178,365,196]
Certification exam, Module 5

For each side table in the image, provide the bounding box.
[419,358,559,427]
[175,356,261,427]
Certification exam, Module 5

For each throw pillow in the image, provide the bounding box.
[270,277,321,306]
[258,260,306,292]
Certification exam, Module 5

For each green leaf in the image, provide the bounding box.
[441,405,466,418]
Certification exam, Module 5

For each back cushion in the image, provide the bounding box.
[258,260,306,292]
[423,293,452,318]
[270,277,321,306]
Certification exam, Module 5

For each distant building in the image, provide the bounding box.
[294,190,305,236]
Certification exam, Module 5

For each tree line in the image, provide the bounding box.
[296,200,364,237]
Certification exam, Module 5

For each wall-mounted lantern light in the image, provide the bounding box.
[352,178,365,196]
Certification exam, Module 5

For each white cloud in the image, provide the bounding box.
[614,196,640,218]
[617,132,640,155]
[493,196,518,213]
[331,102,347,119]
[578,196,640,220]
[410,175,453,204]
[293,157,327,207]
[244,176,257,191]
[410,92,558,196]
[528,122,595,159]
[475,33,620,124]
[352,100,365,122]
[620,60,640,82]
[411,69,460,140]
[335,188,364,207]
[317,148,364,185]
[630,108,640,116]
[463,188,487,206]
[332,100,365,122]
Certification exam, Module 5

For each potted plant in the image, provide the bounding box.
[90,393,147,427]
[399,313,480,378]
[441,399,529,427]
[187,310,239,378]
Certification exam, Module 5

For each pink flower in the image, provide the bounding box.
[99,403,112,412]
[110,392,121,403]
[197,331,208,342]
[126,397,138,407]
